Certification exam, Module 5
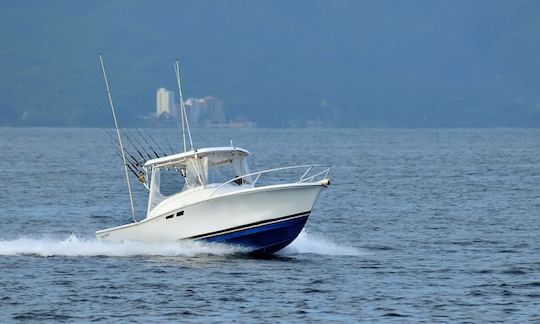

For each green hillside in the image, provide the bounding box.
[0,0,539,127]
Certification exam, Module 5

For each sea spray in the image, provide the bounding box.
[0,232,362,257]
[282,230,363,256]
[0,234,245,257]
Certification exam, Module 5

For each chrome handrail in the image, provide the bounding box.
[298,168,331,183]
[300,166,313,181]
[209,164,331,197]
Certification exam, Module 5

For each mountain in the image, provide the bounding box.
[1,0,539,127]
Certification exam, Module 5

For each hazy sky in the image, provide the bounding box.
[1,0,539,127]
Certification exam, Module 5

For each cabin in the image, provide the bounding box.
[143,147,252,216]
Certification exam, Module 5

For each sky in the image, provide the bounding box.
[0,0,539,127]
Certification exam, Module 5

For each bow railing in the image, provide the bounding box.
[210,164,331,197]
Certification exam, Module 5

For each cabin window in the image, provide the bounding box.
[207,158,252,185]
[184,157,208,190]
[233,158,252,184]
[147,166,185,214]
[159,167,185,196]
[207,160,236,184]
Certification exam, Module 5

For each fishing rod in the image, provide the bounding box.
[138,128,180,173]
[143,128,167,156]
[161,136,185,174]
[108,138,148,186]
[164,137,176,155]
[110,139,143,171]
[103,128,145,167]
[112,147,147,185]
[120,127,151,162]
[112,147,139,177]
[104,128,142,165]
[126,128,154,160]
[135,128,161,159]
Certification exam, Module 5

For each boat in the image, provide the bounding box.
[95,55,331,254]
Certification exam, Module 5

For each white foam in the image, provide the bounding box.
[282,230,363,256]
[0,232,362,257]
[0,234,245,257]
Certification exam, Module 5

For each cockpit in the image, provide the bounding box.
[143,147,252,214]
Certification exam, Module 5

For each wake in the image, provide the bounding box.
[0,232,362,257]
[282,230,363,256]
[0,234,243,257]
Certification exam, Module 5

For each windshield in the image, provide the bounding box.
[184,157,208,190]
[207,158,252,185]
[147,155,252,214]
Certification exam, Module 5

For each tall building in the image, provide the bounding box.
[156,88,176,117]
[184,96,226,126]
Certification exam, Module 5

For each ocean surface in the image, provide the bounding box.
[0,128,539,322]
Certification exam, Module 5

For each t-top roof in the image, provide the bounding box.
[144,147,250,168]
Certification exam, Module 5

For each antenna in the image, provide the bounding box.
[175,61,186,152]
[99,54,137,223]
[174,59,194,151]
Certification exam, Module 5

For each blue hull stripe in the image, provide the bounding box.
[191,212,310,254]
[187,211,310,240]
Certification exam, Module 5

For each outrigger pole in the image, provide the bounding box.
[99,54,137,223]
[174,59,193,152]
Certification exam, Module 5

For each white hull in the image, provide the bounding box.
[96,183,324,243]
[95,59,331,254]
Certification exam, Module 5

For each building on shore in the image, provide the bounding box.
[146,91,256,128]
[156,88,177,117]
[184,96,225,127]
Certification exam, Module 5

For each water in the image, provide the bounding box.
[1,128,539,322]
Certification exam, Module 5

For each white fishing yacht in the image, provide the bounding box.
[95,55,330,254]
